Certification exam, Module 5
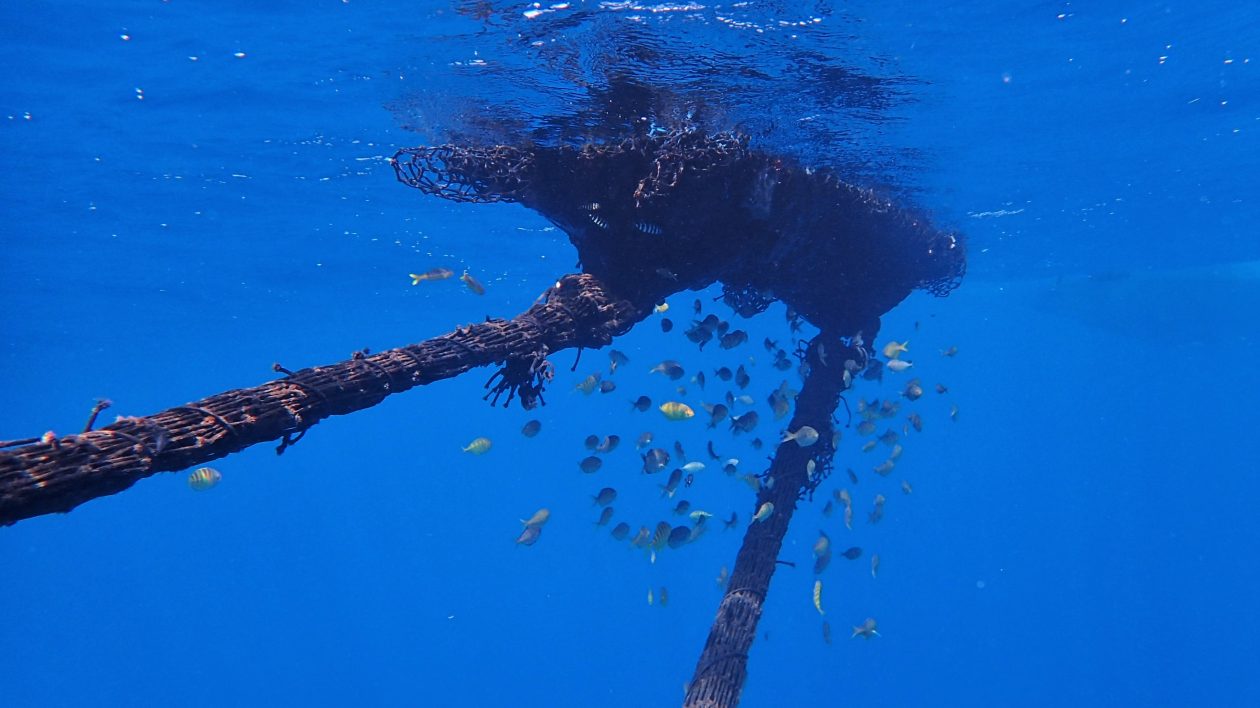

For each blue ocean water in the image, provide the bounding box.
[2,2,1257,706]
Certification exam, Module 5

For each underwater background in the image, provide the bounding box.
[1,2,1257,706]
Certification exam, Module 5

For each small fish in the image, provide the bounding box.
[751,438,763,450]
[733,394,755,406]
[902,378,923,401]
[584,434,601,450]
[650,360,685,380]
[593,487,617,506]
[873,459,895,476]
[574,372,602,396]
[462,437,492,455]
[516,525,542,546]
[723,512,738,530]
[813,532,832,574]
[772,352,792,371]
[631,395,652,412]
[714,366,733,381]
[882,340,909,359]
[659,586,669,606]
[763,337,778,352]
[636,431,654,449]
[654,302,670,314]
[735,365,750,389]
[869,494,886,525]
[608,349,630,373]
[843,505,854,530]
[579,456,602,473]
[674,440,687,459]
[459,271,486,295]
[813,580,825,615]
[851,618,880,639]
[822,500,834,517]
[610,522,631,540]
[950,404,959,422]
[839,546,862,560]
[630,526,651,548]
[861,440,877,453]
[656,268,678,281]
[187,466,221,491]
[659,402,695,420]
[716,565,730,588]
[599,380,618,394]
[720,330,748,350]
[596,507,615,526]
[691,371,706,389]
[729,411,759,435]
[667,525,692,548]
[846,468,859,484]
[693,299,703,315]
[703,403,729,428]
[681,461,705,474]
[521,508,551,529]
[642,448,671,473]
[651,521,673,551]
[941,345,958,357]
[595,435,621,453]
[685,322,715,349]
[707,440,721,460]
[886,359,913,373]
[935,383,949,394]
[409,267,454,285]
[648,588,654,605]
[889,444,904,460]
[781,425,820,447]
[901,480,913,495]
[722,458,739,475]
[673,500,692,515]
[822,621,832,645]
[879,429,900,446]
[752,501,775,524]
[521,420,542,437]
[871,553,881,578]
[856,421,877,436]
[689,510,714,521]
[661,318,674,333]
[862,359,884,382]
[660,469,684,497]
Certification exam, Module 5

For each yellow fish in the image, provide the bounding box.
[187,466,221,491]
[882,340,909,359]
[659,402,695,421]
[751,501,774,524]
[462,436,492,454]
[654,302,669,314]
[813,580,825,615]
[521,508,550,529]
[460,271,486,295]
[409,268,454,285]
